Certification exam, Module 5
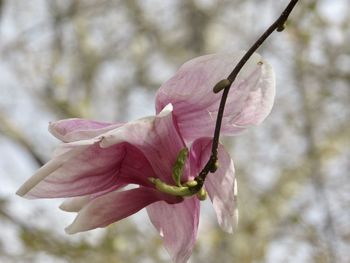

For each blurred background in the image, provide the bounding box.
[0,0,349,262]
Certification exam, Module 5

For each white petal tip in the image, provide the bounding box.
[159,103,173,117]
[220,222,234,234]
[64,225,76,235]
[226,228,233,234]
[59,203,69,212]
[59,197,88,212]
[16,187,27,197]
[234,209,239,228]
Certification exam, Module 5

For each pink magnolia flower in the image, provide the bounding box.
[17,52,275,263]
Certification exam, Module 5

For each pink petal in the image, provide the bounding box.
[100,104,187,184]
[16,138,155,198]
[16,138,98,197]
[147,197,199,263]
[65,187,181,234]
[155,52,275,142]
[190,138,237,233]
[49,118,124,142]
[59,184,128,212]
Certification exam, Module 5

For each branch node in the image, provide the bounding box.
[276,23,286,32]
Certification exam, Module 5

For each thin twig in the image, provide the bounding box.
[194,0,299,189]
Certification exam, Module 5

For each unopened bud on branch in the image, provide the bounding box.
[213,79,231,94]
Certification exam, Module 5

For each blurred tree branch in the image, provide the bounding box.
[0,112,45,166]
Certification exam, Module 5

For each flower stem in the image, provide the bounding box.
[194,0,299,189]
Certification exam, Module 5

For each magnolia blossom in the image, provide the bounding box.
[17,52,275,263]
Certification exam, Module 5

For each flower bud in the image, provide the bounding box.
[213,79,231,94]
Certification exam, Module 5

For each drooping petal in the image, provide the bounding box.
[190,138,237,233]
[100,104,187,184]
[155,52,275,142]
[65,187,181,234]
[59,184,128,212]
[49,118,124,142]
[59,196,91,212]
[16,138,154,198]
[147,197,200,263]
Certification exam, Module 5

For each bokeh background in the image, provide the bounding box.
[0,0,349,262]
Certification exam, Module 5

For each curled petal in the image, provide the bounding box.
[49,118,124,142]
[147,197,199,263]
[190,138,237,233]
[155,52,275,142]
[65,187,181,234]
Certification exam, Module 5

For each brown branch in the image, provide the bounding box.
[194,0,299,189]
